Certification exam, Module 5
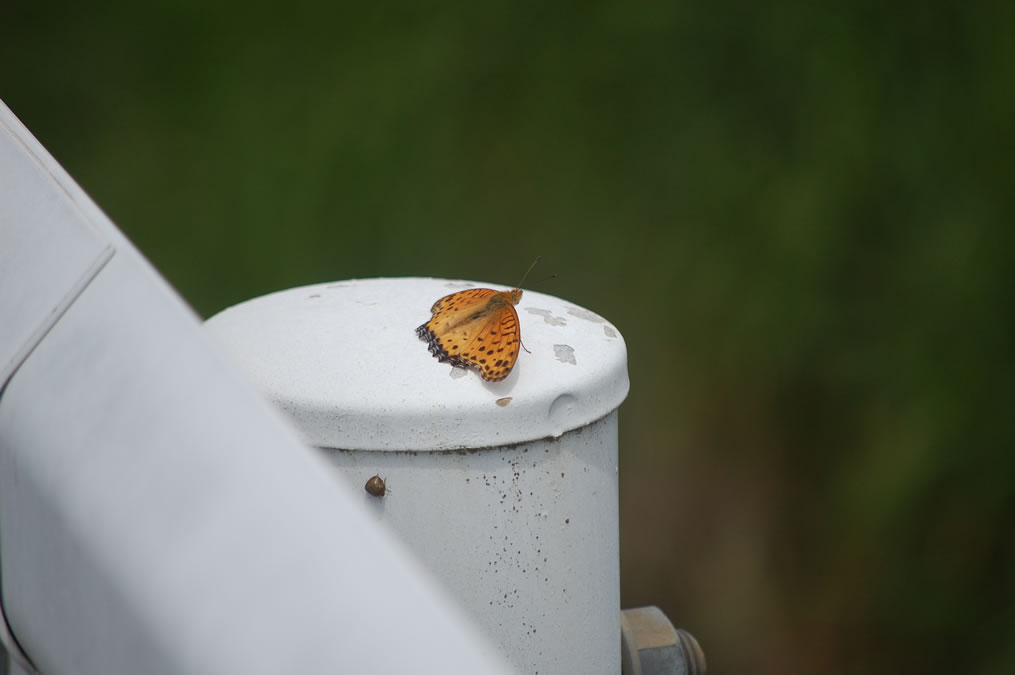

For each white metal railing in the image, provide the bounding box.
[0,99,513,675]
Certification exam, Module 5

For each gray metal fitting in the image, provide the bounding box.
[621,606,706,675]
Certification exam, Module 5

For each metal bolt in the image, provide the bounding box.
[621,606,706,675]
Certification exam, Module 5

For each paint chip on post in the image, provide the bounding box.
[554,344,577,365]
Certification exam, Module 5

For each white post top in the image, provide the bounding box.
[205,277,629,451]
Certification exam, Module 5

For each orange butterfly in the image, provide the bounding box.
[417,260,545,381]
[416,287,524,382]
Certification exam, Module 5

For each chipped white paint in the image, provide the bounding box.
[553,344,577,365]
[205,277,630,675]
[525,306,568,327]
[567,307,607,323]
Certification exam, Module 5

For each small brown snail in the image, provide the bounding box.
[365,475,390,497]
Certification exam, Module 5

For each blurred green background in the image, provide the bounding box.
[4,2,1014,673]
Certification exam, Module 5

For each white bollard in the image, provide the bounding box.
[206,277,629,674]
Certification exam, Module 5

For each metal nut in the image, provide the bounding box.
[621,606,706,675]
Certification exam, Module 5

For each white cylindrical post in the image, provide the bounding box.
[206,277,629,674]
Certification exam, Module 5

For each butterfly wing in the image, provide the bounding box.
[460,303,520,382]
[416,288,498,366]
[422,288,500,334]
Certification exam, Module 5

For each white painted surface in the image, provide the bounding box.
[204,278,629,451]
[0,99,514,675]
[205,277,629,674]
[331,413,622,675]
[0,101,113,386]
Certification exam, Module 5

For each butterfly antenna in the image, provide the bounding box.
[516,256,542,288]
[517,257,549,353]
